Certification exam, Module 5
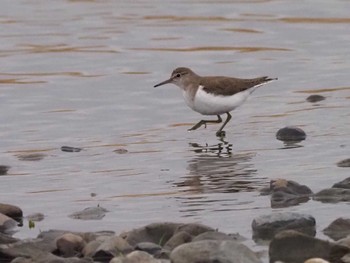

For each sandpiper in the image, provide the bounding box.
[154,67,277,137]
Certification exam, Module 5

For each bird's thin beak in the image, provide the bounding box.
[154,78,172,88]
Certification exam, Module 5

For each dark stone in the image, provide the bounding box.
[68,206,108,220]
[134,242,162,255]
[114,148,128,154]
[17,153,46,161]
[0,165,10,175]
[170,240,262,263]
[337,158,350,168]
[252,212,316,241]
[276,126,306,142]
[174,223,214,236]
[0,203,23,221]
[163,231,192,251]
[306,94,326,103]
[61,146,82,153]
[323,218,350,241]
[92,236,133,262]
[333,177,350,189]
[269,230,350,263]
[121,222,181,247]
[266,179,313,208]
[313,188,350,203]
[192,231,237,242]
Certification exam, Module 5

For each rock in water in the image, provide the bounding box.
[276,126,306,142]
[323,218,350,241]
[170,240,262,263]
[252,212,316,240]
[306,94,326,103]
[61,146,82,152]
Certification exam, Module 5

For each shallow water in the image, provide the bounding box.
[0,0,350,260]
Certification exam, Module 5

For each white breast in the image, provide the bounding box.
[192,85,256,115]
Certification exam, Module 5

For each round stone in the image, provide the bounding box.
[276,126,306,142]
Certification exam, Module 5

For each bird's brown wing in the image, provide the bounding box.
[201,76,276,96]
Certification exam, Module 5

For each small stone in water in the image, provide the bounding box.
[276,126,306,142]
[306,94,326,103]
[61,146,82,152]
[336,158,350,168]
[0,165,10,175]
[114,148,128,154]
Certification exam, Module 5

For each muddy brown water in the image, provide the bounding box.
[0,0,349,261]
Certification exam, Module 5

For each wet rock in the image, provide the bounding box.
[61,146,82,153]
[122,222,181,247]
[269,230,350,263]
[336,158,350,168]
[252,212,316,240]
[170,240,262,263]
[163,231,192,251]
[9,253,92,263]
[114,148,128,154]
[323,218,350,241]
[0,231,19,244]
[333,177,350,189]
[17,153,46,161]
[82,240,102,258]
[0,203,23,221]
[91,236,133,262]
[68,206,108,220]
[306,94,326,103]
[276,126,306,142]
[134,242,162,255]
[192,231,237,242]
[0,213,18,234]
[55,233,86,257]
[264,179,313,208]
[0,165,10,175]
[313,188,350,203]
[26,213,45,222]
[174,223,214,236]
[110,251,161,263]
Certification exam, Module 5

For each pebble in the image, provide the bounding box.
[306,94,326,103]
[0,165,10,175]
[61,146,83,152]
[276,126,306,142]
[337,158,350,168]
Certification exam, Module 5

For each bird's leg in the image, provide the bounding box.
[216,112,232,137]
[188,115,222,131]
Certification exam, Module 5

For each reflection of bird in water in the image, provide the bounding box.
[174,140,267,194]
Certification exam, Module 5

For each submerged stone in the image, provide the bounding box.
[0,165,10,175]
[276,126,306,142]
[69,206,108,220]
[323,218,350,241]
[332,177,350,189]
[306,94,326,103]
[337,158,350,168]
[313,188,350,203]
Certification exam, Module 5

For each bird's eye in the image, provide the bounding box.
[176,73,181,78]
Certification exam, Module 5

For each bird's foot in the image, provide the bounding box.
[216,130,226,137]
